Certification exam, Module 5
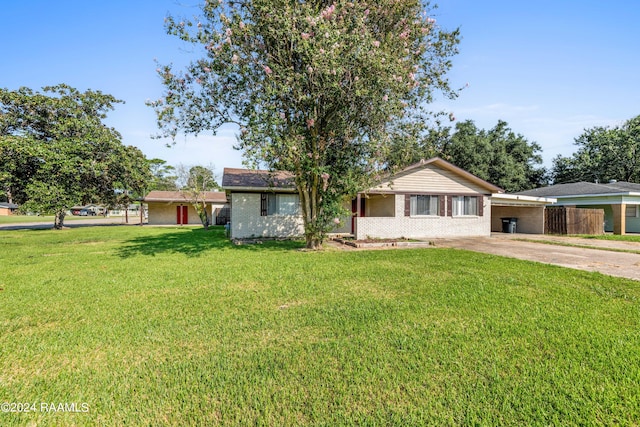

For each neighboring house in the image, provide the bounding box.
[516,181,640,235]
[143,190,228,226]
[0,202,18,216]
[222,158,503,240]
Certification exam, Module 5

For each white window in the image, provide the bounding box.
[411,195,439,216]
[452,196,478,216]
[266,193,300,216]
[626,205,639,218]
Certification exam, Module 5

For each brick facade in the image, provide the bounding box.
[230,193,304,238]
[354,194,492,239]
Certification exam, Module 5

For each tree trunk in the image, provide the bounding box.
[54,211,66,229]
[195,202,209,229]
[300,183,323,250]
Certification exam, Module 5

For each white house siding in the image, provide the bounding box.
[355,194,491,239]
[374,164,490,194]
[230,192,304,238]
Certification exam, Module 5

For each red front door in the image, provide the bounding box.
[177,205,188,225]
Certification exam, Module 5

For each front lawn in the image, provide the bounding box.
[1,226,638,425]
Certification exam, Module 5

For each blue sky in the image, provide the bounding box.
[2,1,639,176]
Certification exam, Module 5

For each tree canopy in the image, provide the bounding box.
[549,115,640,184]
[150,0,460,248]
[388,119,546,192]
[0,84,151,228]
[148,158,178,191]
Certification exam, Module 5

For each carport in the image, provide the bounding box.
[491,194,556,234]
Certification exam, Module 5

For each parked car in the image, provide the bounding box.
[79,209,97,216]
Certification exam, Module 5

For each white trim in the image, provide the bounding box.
[554,192,640,199]
[491,193,556,206]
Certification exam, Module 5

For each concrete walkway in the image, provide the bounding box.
[433,233,640,281]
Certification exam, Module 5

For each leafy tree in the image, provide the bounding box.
[387,119,546,192]
[0,85,151,228]
[550,115,640,184]
[148,158,178,191]
[150,0,460,248]
[176,164,220,229]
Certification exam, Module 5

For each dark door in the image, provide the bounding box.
[177,205,188,225]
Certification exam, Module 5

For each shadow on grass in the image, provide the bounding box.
[117,226,305,258]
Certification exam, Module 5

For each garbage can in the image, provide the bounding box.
[501,217,517,233]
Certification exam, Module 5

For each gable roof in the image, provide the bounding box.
[0,202,18,209]
[143,190,227,203]
[516,181,640,198]
[222,158,503,194]
[222,168,295,190]
[376,157,503,194]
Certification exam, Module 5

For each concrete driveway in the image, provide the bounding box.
[433,233,640,281]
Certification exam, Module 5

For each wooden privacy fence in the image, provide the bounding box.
[545,207,604,235]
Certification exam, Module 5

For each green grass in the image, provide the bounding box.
[574,233,640,243]
[1,226,639,425]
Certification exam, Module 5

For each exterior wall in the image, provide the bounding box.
[355,194,492,239]
[230,192,304,238]
[147,202,210,226]
[366,194,395,217]
[491,206,546,234]
[374,164,489,194]
[0,207,13,216]
[626,205,640,233]
[328,200,353,234]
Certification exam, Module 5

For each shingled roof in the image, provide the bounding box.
[516,181,640,197]
[222,168,295,190]
[143,191,227,203]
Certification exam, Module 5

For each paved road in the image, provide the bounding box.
[0,217,143,230]
[434,234,640,281]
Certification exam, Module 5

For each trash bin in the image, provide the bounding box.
[501,217,517,233]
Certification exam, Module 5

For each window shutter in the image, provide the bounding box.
[260,193,267,216]
[404,194,411,216]
[439,195,445,217]
[447,196,453,217]
[478,196,484,216]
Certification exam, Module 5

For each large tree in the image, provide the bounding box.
[0,85,151,228]
[150,0,460,248]
[148,158,178,191]
[549,115,640,184]
[387,119,546,192]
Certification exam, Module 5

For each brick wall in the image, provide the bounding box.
[355,194,491,239]
[230,193,304,238]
